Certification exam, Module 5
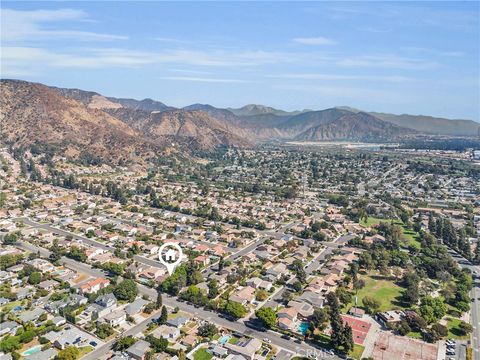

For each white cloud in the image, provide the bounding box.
[1,8,127,42]
[0,46,291,77]
[293,36,336,45]
[276,73,414,83]
[161,76,249,83]
[337,55,439,70]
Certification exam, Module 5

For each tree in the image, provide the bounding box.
[310,308,327,329]
[208,279,219,299]
[255,289,269,301]
[292,280,303,293]
[49,239,63,264]
[144,303,156,314]
[155,292,162,310]
[113,279,138,302]
[362,296,381,314]
[255,307,277,329]
[159,306,168,325]
[419,296,446,324]
[430,323,448,338]
[0,336,21,353]
[95,324,114,339]
[28,272,42,285]
[161,265,187,295]
[224,301,247,320]
[177,350,186,360]
[281,290,294,303]
[342,324,354,353]
[459,321,473,335]
[327,292,343,349]
[145,335,168,353]
[179,285,208,306]
[19,330,36,343]
[114,336,136,351]
[66,247,87,262]
[55,346,79,360]
[2,232,18,245]
[197,322,218,338]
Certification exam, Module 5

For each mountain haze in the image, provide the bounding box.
[1,79,478,165]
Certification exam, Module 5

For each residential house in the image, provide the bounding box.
[166,316,190,328]
[246,277,272,291]
[287,300,314,318]
[101,309,126,327]
[79,277,110,294]
[277,307,298,330]
[230,286,255,306]
[126,340,151,360]
[0,321,21,336]
[125,298,148,316]
[224,338,262,360]
[152,325,180,340]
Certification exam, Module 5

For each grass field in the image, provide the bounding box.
[360,217,421,249]
[77,346,94,358]
[312,333,364,359]
[351,345,365,360]
[193,348,212,360]
[446,317,470,340]
[346,274,406,312]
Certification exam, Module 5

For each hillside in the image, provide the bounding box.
[370,112,479,136]
[132,110,251,150]
[0,79,158,164]
[228,104,305,117]
[333,106,479,136]
[2,79,476,165]
[295,112,415,141]
[0,80,250,164]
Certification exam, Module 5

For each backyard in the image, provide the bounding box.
[193,348,212,360]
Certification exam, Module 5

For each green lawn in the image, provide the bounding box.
[346,274,406,312]
[407,331,422,339]
[360,217,421,249]
[446,317,470,340]
[0,300,21,312]
[228,337,239,344]
[312,333,364,359]
[77,346,94,358]
[193,348,212,360]
[351,345,365,360]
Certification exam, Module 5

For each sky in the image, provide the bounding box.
[1,1,479,120]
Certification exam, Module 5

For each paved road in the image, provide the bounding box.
[18,217,291,275]
[17,217,177,269]
[447,249,480,360]
[16,240,338,359]
[18,240,107,279]
[82,309,162,360]
[265,233,355,309]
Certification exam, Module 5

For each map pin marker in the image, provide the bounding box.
[158,242,183,275]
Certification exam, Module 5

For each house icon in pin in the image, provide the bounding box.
[164,248,177,262]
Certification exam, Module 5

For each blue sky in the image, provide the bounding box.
[1,1,479,120]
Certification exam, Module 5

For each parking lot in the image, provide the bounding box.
[444,340,467,360]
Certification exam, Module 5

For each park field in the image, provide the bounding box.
[360,217,421,249]
[346,273,406,313]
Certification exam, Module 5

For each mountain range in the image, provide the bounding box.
[1,79,478,163]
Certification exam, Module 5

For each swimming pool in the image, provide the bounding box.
[22,345,42,356]
[298,321,309,335]
[218,335,231,345]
